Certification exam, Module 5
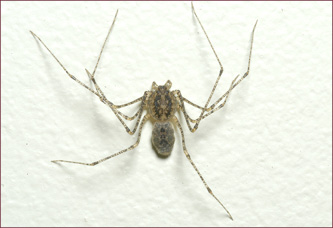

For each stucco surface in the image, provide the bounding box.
[1,1,332,226]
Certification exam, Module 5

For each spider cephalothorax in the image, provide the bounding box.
[148,80,178,122]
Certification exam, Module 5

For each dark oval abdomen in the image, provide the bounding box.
[152,121,175,157]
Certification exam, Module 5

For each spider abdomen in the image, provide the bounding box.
[152,121,175,157]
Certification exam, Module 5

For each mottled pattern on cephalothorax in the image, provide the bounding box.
[148,85,177,121]
[152,121,175,156]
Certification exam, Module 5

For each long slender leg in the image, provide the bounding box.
[78,10,149,135]
[183,98,206,111]
[172,116,233,220]
[181,6,258,129]
[101,99,145,135]
[206,20,258,112]
[173,90,198,125]
[200,75,240,120]
[117,108,141,121]
[85,69,106,99]
[190,2,224,133]
[81,11,147,128]
[30,31,100,98]
[91,10,118,77]
[114,97,143,109]
[177,95,210,112]
[31,11,146,135]
[85,69,143,120]
[83,10,124,111]
[31,29,142,130]
[175,75,237,134]
[104,91,150,135]
[83,10,118,100]
[85,69,143,111]
[85,69,147,135]
[175,74,239,131]
[184,19,258,116]
[52,114,150,166]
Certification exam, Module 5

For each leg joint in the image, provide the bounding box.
[185,153,191,160]
[91,161,98,166]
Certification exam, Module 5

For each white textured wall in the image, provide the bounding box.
[2,1,332,226]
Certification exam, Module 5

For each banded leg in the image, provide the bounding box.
[200,75,240,120]
[180,19,257,119]
[175,75,238,131]
[31,11,146,135]
[91,10,118,77]
[173,116,233,220]
[205,20,258,114]
[81,9,150,135]
[30,31,99,98]
[85,69,146,135]
[182,3,258,131]
[173,90,201,133]
[85,70,143,120]
[107,91,150,135]
[183,97,206,112]
[31,9,119,102]
[81,10,147,135]
[52,114,150,166]
[190,2,224,133]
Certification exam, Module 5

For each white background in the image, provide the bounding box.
[1,1,332,226]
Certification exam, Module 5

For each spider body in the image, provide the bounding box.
[148,80,178,156]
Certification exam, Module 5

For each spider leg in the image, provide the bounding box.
[172,2,227,129]
[82,10,126,109]
[105,99,145,135]
[172,116,233,220]
[85,69,143,110]
[91,10,118,77]
[85,69,144,121]
[30,31,100,98]
[102,88,150,135]
[190,2,224,132]
[113,98,144,122]
[200,74,239,120]
[30,10,119,101]
[114,97,143,109]
[31,11,146,136]
[86,69,143,120]
[205,20,258,113]
[182,97,205,111]
[103,94,146,136]
[51,114,150,166]
[173,90,200,133]
[84,10,139,115]
[185,4,257,130]
[80,9,150,135]
[173,91,207,123]
[175,74,238,131]
[80,10,144,123]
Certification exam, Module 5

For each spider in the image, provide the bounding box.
[31,3,257,221]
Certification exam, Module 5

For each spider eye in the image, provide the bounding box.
[164,80,172,89]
